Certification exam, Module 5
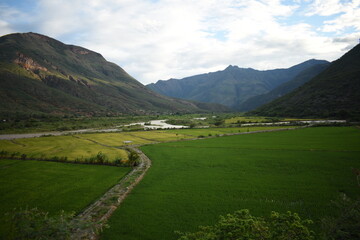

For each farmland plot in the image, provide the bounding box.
[101,127,360,240]
[0,159,130,238]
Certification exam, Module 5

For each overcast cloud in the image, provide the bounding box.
[0,0,359,84]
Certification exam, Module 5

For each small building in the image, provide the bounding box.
[123,140,133,145]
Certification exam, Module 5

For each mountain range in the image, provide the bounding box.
[146,59,329,110]
[250,44,360,119]
[238,62,330,111]
[1,32,359,120]
[0,32,228,119]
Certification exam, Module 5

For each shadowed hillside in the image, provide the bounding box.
[238,62,330,111]
[250,44,360,119]
[0,32,228,118]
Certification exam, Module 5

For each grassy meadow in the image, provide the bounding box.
[100,127,360,240]
[0,135,128,161]
[0,159,130,238]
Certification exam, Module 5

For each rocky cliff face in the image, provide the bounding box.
[14,52,48,72]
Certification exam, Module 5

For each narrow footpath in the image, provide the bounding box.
[71,146,151,240]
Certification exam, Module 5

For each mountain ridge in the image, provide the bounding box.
[250,44,360,119]
[238,62,330,111]
[0,32,228,118]
[146,59,329,109]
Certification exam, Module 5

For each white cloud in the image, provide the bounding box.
[306,0,360,34]
[0,0,359,84]
[306,0,350,16]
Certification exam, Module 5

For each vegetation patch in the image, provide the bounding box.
[0,135,128,162]
[167,126,297,138]
[100,127,360,240]
[0,159,130,238]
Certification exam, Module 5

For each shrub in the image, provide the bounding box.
[0,150,9,158]
[114,157,124,166]
[177,209,314,240]
[6,207,96,240]
[321,194,360,240]
[95,151,108,164]
[126,148,140,167]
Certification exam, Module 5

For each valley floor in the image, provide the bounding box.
[0,125,359,239]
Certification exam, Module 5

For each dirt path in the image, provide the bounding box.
[71,146,151,240]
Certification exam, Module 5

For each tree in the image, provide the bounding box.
[126,148,140,167]
[95,151,108,164]
[177,209,314,240]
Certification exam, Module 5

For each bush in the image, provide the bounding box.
[0,150,9,158]
[114,157,124,166]
[95,151,108,164]
[6,207,96,240]
[177,209,314,240]
[321,194,360,240]
[126,148,140,167]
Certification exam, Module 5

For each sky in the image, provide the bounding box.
[0,0,359,84]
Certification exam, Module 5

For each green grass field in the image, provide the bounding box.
[0,135,128,161]
[167,126,296,137]
[224,116,270,124]
[100,127,360,240]
[0,159,130,238]
[76,131,190,147]
[0,127,296,164]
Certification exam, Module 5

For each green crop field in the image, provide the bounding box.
[76,131,190,147]
[167,126,296,137]
[0,127,297,164]
[0,135,128,161]
[0,159,130,238]
[224,116,270,124]
[100,127,360,240]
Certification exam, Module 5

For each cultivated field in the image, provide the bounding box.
[0,126,294,163]
[0,135,128,161]
[167,126,297,137]
[100,127,360,240]
[0,159,130,238]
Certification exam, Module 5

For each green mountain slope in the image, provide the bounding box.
[0,32,227,118]
[238,62,330,111]
[146,60,327,109]
[250,44,360,119]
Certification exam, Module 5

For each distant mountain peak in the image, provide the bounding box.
[225,65,237,70]
[147,59,329,108]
